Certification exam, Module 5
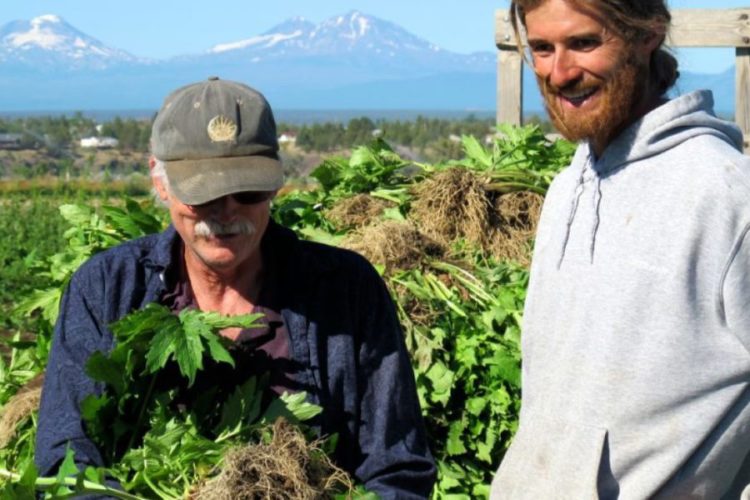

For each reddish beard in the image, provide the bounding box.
[537,54,647,146]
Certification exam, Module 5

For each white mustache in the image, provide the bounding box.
[194,218,256,239]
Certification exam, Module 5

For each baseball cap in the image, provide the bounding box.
[151,77,283,205]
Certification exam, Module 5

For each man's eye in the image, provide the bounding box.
[530,43,553,54]
[571,38,599,50]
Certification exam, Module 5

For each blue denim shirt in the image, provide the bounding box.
[35,220,436,499]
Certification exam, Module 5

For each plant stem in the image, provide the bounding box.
[126,372,158,452]
[484,182,546,195]
[0,468,146,500]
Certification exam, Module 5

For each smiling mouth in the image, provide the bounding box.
[560,87,598,106]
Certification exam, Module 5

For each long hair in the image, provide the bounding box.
[509,0,679,95]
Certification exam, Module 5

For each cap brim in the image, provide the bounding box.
[165,155,283,205]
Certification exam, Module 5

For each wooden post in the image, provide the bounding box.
[495,10,523,126]
[497,48,523,126]
[736,47,750,152]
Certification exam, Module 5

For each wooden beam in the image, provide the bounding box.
[497,48,523,126]
[737,47,750,153]
[669,9,750,48]
[496,8,750,49]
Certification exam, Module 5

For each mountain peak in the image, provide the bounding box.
[6,14,69,50]
[320,10,374,34]
[0,14,139,69]
[339,10,373,37]
[204,10,449,59]
[31,14,63,25]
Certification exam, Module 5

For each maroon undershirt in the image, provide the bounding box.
[161,245,294,395]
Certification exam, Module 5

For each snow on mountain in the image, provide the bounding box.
[199,10,492,78]
[209,11,448,58]
[306,10,442,54]
[210,17,315,53]
[0,11,499,110]
[0,14,140,70]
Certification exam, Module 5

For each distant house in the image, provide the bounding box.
[278,132,297,144]
[0,133,23,150]
[80,136,119,149]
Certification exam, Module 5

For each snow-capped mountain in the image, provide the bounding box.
[203,11,492,73]
[0,14,140,70]
[0,11,727,113]
[211,11,442,57]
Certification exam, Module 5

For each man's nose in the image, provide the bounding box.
[206,195,236,220]
[548,50,582,89]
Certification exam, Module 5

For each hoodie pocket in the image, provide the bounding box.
[490,414,608,500]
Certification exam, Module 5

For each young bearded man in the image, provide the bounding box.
[491,1,750,498]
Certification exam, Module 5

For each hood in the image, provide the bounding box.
[555,90,742,268]
[593,90,743,177]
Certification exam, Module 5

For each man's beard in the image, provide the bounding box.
[538,54,647,146]
[194,218,256,239]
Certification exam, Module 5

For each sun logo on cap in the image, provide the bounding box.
[207,115,238,142]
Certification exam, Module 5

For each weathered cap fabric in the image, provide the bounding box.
[151,77,283,205]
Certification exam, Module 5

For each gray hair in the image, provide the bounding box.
[151,158,171,207]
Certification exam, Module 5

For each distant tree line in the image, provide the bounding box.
[0,113,97,154]
[0,113,555,164]
[0,114,151,153]
[292,115,497,156]
[99,117,152,151]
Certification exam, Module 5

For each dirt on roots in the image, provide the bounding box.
[192,418,353,500]
[488,191,544,266]
[410,167,491,248]
[409,167,544,265]
[325,194,395,230]
[0,372,44,448]
[343,220,445,272]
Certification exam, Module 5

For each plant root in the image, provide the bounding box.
[325,194,395,230]
[410,167,492,248]
[343,220,444,272]
[191,418,352,500]
[0,372,44,448]
[488,191,544,266]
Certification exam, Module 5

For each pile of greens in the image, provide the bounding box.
[0,125,573,498]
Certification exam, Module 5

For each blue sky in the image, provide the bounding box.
[1,0,746,73]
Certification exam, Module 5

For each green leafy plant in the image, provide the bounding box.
[0,197,166,479]
[17,199,164,328]
[2,124,575,498]
[392,258,527,498]
[455,124,575,194]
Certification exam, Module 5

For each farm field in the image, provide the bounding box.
[0,126,573,498]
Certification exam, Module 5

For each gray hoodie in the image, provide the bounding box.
[491,90,750,499]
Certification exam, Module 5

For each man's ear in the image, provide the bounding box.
[150,157,169,202]
[639,33,664,58]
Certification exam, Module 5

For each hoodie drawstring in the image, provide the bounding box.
[557,161,588,269]
[558,149,602,268]
[590,176,603,263]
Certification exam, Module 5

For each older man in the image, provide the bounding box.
[492,0,750,498]
[36,77,435,498]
